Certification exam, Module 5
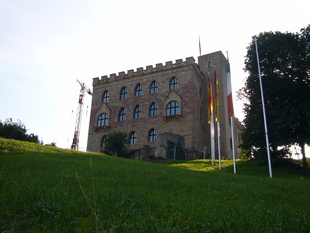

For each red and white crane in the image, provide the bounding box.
[71,80,92,150]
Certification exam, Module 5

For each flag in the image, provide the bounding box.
[207,77,213,123]
[226,61,234,117]
[214,69,219,121]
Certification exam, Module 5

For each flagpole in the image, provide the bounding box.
[211,111,215,165]
[217,121,221,169]
[231,116,236,174]
[226,51,236,174]
[213,67,221,169]
[254,37,273,178]
[207,68,215,165]
[199,36,202,56]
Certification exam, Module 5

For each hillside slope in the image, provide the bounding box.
[0,137,309,232]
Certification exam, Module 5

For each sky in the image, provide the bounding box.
[0,0,309,153]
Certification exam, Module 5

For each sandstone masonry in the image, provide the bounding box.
[87,51,238,159]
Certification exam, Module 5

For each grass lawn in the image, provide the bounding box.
[0,137,309,232]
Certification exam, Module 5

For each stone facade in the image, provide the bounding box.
[87,51,238,159]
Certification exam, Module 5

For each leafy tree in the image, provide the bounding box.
[105,131,128,157]
[0,118,40,143]
[239,25,310,166]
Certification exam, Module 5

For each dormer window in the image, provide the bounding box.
[97,113,109,127]
[166,101,179,116]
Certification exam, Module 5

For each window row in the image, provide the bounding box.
[101,129,157,147]
[129,129,157,144]
[102,77,178,102]
[118,102,157,121]
[97,101,180,127]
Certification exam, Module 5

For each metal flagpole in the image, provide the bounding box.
[254,37,273,178]
[217,122,221,169]
[211,112,215,165]
[226,51,236,174]
[213,66,221,169]
[231,116,236,174]
[199,37,202,56]
[208,68,215,166]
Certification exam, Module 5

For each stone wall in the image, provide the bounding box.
[87,57,205,154]
[87,52,236,160]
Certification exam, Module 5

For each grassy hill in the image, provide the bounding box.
[0,137,309,232]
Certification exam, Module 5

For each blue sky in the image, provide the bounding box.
[0,0,309,152]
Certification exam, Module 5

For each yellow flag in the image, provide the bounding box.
[214,70,219,121]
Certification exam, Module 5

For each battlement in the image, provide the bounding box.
[93,57,196,85]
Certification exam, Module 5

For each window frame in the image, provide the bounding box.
[97,113,109,127]
[118,108,126,121]
[102,91,109,103]
[133,105,142,119]
[150,81,158,94]
[148,129,157,142]
[166,101,179,116]
[169,77,178,90]
[135,84,142,97]
[129,131,137,144]
[120,87,128,99]
[149,102,157,117]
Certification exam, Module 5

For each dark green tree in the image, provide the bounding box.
[239,25,310,166]
[0,118,39,143]
[105,131,128,157]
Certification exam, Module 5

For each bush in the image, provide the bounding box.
[105,131,128,157]
[0,118,39,143]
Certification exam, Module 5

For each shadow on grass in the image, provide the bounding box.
[164,159,310,178]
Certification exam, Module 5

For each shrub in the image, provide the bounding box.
[0,118,39,143]
[105,131,128,157]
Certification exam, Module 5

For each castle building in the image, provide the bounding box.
[87,51,238,159]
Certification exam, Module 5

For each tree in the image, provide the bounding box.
[0,118,40,143]
[105,131,128,157]
[239,25,310,166]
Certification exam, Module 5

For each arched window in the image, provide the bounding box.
[101,136,107,148]
[166,101,179,116]
[102,91,109,103]
[118,108,126,121]
[129,131,137,144]
[169,77,178,90]
[149,102,157,117]
[148,129,157,142]
[133,105,142,119]
[135,84,142,97]
[97,113,109,127]
[120,87,128,99]
[150,81,158,94]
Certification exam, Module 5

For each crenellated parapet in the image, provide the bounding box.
[93,57,197,85]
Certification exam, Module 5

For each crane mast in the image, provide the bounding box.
[71,80,92,150]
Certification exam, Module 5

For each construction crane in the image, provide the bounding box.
[71,80,92,150]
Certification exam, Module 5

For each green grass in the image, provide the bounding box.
[0,137,310,232]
